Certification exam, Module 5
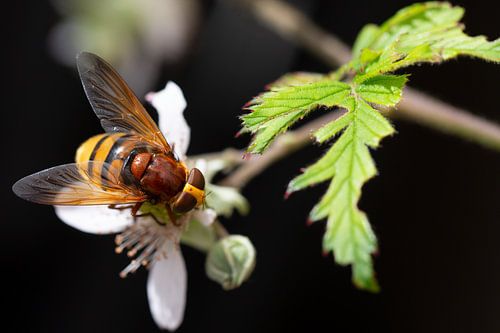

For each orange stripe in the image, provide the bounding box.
[104,158,124,185]
[75,134,106,164]
[91,133,126,180]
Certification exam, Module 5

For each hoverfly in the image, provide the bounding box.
[13,52,205,224]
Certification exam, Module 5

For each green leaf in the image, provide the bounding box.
[356,74,408,106]
[271,94,393,291]
[355,42,436,82]
[314,110,353,144]
[288,120,353,193]
[245,110,304,153]
[267,72,324,89]
[287,100,393,290]
[306,100,390,291]
[352,24,380,58]
[398,26,500,62]
[352,2,499,79]
[358,48,382,68]
[242,80,351,153]
[354,100,395,147]
[240,1,500,292]
[370,2,464,51]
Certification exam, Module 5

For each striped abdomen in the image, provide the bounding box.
[76,133,156,186]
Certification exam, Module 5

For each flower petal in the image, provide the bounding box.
[147,241,187,331]
[146,81,190,158]
[54,205,134,235]
[191,208,217,227]
[193,158,208,175]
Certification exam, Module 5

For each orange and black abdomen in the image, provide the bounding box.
[76,133,156,187]
[75,133,202,210]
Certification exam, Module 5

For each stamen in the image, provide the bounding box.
[119,260,140,278]
[115,228,135,245]
[134,238,161,266]
[115,217,183,278]
[115,232,142,254]
[127,234,153,257]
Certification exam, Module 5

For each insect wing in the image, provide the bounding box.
[13,162,147,205]
[77,52,171,153]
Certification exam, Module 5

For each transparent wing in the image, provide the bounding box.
[77,52,171,152]
[13,162,147,205]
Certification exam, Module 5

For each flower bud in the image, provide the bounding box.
[205,235,256,290]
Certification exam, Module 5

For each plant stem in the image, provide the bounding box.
[213,219,230,239]
[231,0,352,67]
[225,0,500,151]
[396,89,500,151]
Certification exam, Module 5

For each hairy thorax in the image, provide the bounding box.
[139,154,187,202]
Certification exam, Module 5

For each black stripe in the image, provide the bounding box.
[104,134,132,165]
[101,135,132,184]
[87,135,108,175]
[122,150,138,186]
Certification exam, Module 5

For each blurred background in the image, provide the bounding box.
[2,0,499,332]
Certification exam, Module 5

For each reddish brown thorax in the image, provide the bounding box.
[131,152,152,180]
[132,153,187,201]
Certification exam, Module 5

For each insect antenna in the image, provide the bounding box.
[202,190,213,209]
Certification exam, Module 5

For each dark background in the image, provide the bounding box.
[2,0,500,332]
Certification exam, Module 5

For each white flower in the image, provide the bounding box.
[55,82,215,331]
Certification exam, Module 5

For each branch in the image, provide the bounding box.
[396,89,500,150]
[213,219,230,238]
[232,0,351,67]
[226,0,500,151]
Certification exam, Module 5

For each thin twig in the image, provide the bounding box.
[225,0,500,151]
[190,148,242,165]
[233,0,351,66]
[213,219,230,239]
[396,89,500,151]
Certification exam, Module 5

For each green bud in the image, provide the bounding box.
[205,235,256,290]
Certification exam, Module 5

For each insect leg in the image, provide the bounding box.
[131,202,144,216]
[134,212,163,225]
[108,203,156,223]
[165,205,180,226]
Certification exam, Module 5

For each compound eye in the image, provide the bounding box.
[187,168,205,190]
[172,192,197,214]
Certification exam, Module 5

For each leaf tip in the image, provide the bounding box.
[354,278,380,293]
[242,152,253,160]
[283,190,292,200]
[234,130,243,138]
[242,100,254,109]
